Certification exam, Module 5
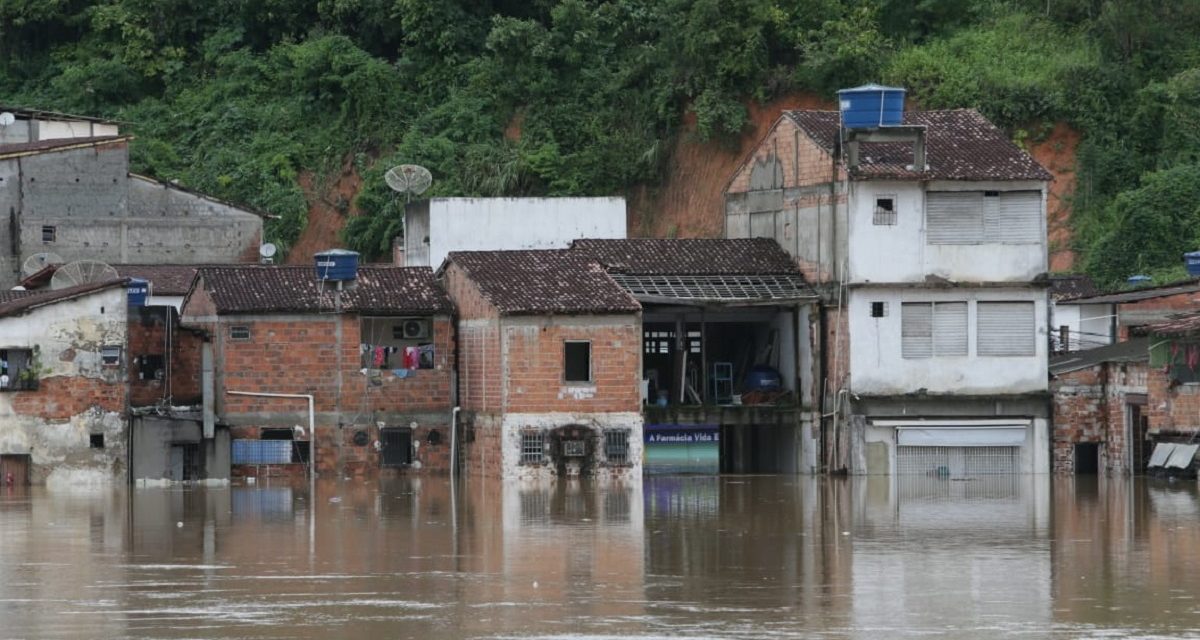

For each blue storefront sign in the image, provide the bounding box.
[644,424,719,474]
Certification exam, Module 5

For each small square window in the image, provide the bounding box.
[873,197,896,225]
[520,431,545,464]
[90,433,104,449]
[564,341,591,383]
[871,302,887,318]
[605,430,630,465]
[42,225,56,243]
[230,325,251,341]
[101,346,121,366]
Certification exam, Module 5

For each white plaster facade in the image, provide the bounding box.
[500,412,644,480]
[1050,302,1113,352]
[0,286,129,485]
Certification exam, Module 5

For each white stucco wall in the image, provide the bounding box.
[499,412,643,480]
[858,418,1050,475]
[847,180,1048,284]
[36,119,116,140]
[0,287,129,485]
[848,287,1048,395]
[422,197,626,269]
[1049,302,1113,352]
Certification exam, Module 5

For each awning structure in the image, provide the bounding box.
[1148,442,1199,469]
[609,274,815,304]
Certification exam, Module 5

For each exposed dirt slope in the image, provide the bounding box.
[286,160,363,264]
[1026,122,1080,272]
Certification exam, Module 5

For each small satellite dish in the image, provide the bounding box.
[21,252,65,277]
[50,260,119,290]
[10,285,25,291]
[384,165,433,201]
[0,112,14,127]
[260,243,277,258]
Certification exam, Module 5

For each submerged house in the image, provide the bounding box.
[180,257,456,480]
[0,280,130,485]
[726,86,1054,475]
[571,238,819,473]
[441,249,644,479]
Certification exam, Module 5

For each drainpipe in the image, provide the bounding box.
[226,390,315,495]
[451,406,461,477]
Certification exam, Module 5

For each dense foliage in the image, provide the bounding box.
[2,0,1199,285]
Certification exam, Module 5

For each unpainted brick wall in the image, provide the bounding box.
[726,118,839,195]
[128,305,204,407]
[502,320,641,414]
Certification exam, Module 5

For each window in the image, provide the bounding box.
[520,431,545,464]
[41,225,56,243]
[139,354,165,381]
[605,430,630,465]
[564,340,591,383]
[873,197,897,225]
[643,330,700,354]
[361,317,434,370]
[926,191,1041,244]
[229,325,251,341]
[90,434,105,449]
[871,302,887,318]
[901,302,967,358]
[0,348,37,391]
[977,302,1036,356]
[101,345,121,366]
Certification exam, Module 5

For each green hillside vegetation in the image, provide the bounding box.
[2,0,1199,287]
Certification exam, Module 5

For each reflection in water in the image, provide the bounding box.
[3,475,1200,638]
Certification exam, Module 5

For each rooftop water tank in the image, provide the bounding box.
[838,84,906,129]
[127,278,149,306]
[1185,251,1200,277]
[314,249,360,281]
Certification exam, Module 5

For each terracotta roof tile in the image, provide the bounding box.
[571,238,801,275]
[446,250,640,316]
[786,109,1051,182]
[0,279,128,318]
[192,266,451,315]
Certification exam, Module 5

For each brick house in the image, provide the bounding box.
[440,249,643,479]
[0,280,130,485]
[180,263,455,479]
[1055,279,1200,349]
[727,95,1054,475]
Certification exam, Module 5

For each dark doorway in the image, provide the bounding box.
[381,428,413,467]
[1074,442,1100,474]
[169,444,202,481]
[1130,404,1151,474]
[0,454,30,485]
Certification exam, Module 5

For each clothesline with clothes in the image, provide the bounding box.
[360,343,435,371]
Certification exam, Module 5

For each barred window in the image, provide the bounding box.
[520,431,544,464]
[230,325,251,341]
[873,197,897,225]
[605,430,630,464]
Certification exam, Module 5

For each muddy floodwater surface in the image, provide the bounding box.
[2,475,1200,639]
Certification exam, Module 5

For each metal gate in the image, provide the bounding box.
[381,428,412,467]
[0,454,31,485]
[896,445,1021,476]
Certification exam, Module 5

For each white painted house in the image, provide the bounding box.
[725,93,1054,476]
[401,197,626,268]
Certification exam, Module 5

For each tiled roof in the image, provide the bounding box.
[115,265,202,296]
[1048,274,1101,302]
[1145,313,1200,338]
[1049,338,1149,375]
[785,109,1051,182]
[571,238,801,275]
[0,135,129,159]
[446,250,640,316]
[0,280,127,319]
[192,266,452,315]
[1061,278,1200,305]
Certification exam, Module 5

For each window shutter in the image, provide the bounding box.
[985,191,1042,243]
[902,303,933,358]
[933,302,968,356]
[926,192,983,244]
[978,302,1036,356]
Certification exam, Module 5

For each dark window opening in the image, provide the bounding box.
[605,430,630,464]
[139,354,165,381]
[230,325,251,341]
[0,348,37,391]
[41,225,56,243]
[564,341,591,382]
[871,302,887,318]
[1074,443,1100,474]
[89,434,104,449]
[381,427,413,466]
[873,197,897,225]
[984,190,1000,197]
[521,431,545,464]
[260,428,294,440]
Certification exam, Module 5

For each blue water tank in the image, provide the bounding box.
[743,365,782,392]
[1185,252,1200,277]
[838,84,906,129]
[1128,275,1152,286]
[127,278,149,306]
[314,249,360,281]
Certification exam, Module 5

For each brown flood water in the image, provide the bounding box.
[1,475,1198,639]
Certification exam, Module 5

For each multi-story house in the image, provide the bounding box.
[726,86,1054,476]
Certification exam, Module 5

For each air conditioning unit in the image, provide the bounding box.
[397,318,430,340]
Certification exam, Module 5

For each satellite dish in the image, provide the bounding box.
[21,252,65,277]
[50,260,119,290]
[384,165,433,201]
[0,112,14,127]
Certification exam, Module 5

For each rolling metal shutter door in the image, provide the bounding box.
[985,191,1042,243]
[896,446,1022,476]
[934,302,967,356]
[927,192,983,244]
[902,303,932,358]
[977,302,1036,356]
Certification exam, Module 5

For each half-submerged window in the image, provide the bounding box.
[521,431,545,464]
[605,430,630,464]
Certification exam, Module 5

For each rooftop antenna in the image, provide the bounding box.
[21,252,65,278]
[0,112,14,127]
[50,259,119,290]
[384,164,432,203]
[259,242,277,265]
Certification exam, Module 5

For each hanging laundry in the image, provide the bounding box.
[404,346,420,369]
[373,346,387,368]
[418,344,436,369]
